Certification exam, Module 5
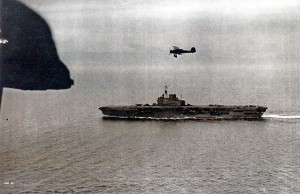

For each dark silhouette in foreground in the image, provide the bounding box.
[170,46,196,58]
[0,0,74,109]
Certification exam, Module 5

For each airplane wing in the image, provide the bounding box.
[172,46,179,49]
[0,0,74,110]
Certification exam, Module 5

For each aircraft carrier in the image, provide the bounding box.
[99,88,267,120]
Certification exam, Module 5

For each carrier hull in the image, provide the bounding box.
[99,105,267,120]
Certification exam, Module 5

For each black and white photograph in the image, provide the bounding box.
[0,0,299,193]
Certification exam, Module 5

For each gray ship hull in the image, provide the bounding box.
[99,105,267,120]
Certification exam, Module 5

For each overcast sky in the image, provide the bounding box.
[19,0,300,67]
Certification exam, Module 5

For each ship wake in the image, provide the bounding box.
[263,114,300,119]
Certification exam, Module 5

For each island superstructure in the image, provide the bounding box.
[99,87,267,120]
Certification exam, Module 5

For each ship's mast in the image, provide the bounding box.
[164,85,168,97]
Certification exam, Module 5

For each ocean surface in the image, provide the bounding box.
[0,64,300,193]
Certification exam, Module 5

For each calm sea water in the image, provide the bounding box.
[1,64,300,193]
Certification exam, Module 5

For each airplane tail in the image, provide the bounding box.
[191,47,196,53]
